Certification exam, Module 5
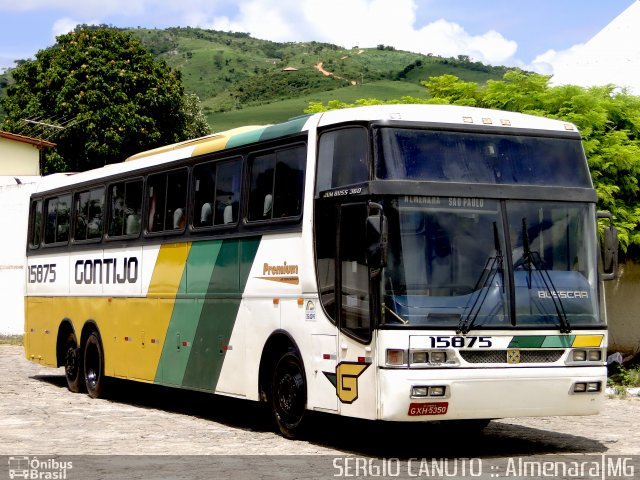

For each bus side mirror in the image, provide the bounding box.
[366,202,388,272]
[598,211,618,281]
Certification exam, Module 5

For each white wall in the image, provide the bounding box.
[605,261,640,356]
[0,140,40,176]
[0,180,37,334]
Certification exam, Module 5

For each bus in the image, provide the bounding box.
[24,104,618,438]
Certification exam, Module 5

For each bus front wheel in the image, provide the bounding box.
[64,332,84,393]
[83,331,104,399]
[270,351,307,439]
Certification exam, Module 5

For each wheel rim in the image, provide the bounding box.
[85,338,100,390]
[275,359,305,425]
[65,346,78,381]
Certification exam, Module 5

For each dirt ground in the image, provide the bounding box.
[1,344,639,478]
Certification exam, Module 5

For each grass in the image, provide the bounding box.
[206,79,428,132]
[0,335,23,345]
[608,364,640,388]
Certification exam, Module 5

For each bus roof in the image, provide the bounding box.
[32,104,579,194]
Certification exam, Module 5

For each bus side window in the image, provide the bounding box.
[108,180,142,237]
[146,170,188,233]
[248,145,305,222]
[193,163,216,227]
[317,127,369,194]
[214,159,241,225]
[44,195,71,245]
[74,187,104,242]
[29,200,43,248]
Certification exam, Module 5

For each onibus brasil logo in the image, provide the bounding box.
[7,457,73,479]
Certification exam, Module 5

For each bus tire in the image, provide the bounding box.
[63,332,84,393]
[83,331,105,399]
[270,351,307,439]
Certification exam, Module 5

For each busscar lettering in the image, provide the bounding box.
[74,257,139,285]
[538,290,589,299]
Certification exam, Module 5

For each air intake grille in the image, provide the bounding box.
[459,349,565,364]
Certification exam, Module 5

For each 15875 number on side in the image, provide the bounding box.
[27,264,57,283]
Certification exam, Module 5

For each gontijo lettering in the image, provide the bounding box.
[74,257,139,284]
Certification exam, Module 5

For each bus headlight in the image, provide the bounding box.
[572,350,587,362]
[411,351,428,364]
[587,350,602,361]
[430,351,447,364]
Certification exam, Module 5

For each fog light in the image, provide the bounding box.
[386,349,405,366]
[411,386,429,397]
[588,350,602,361]
[572,350,586,362]
[574,382,587,392]
[412,351,428,364]
[429,386,446,397]
[587,382,601,392]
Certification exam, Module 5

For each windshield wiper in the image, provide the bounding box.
[516,218,571,334]
[457,222,504,334]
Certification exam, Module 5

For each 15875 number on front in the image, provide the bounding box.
[427,336,492,348]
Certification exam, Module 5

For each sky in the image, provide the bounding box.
[0,0,637,88]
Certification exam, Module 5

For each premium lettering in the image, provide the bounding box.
[263,262,298,276]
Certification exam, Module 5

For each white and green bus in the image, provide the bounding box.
[24,104,617,437]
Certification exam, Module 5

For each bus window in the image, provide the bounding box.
[44,194,71,245]
[317,127,369,194]
[29,200,43,248]
[74,187,104,242]
[193,158,241,228]
[248,145,305,222]
[147,169,188,233]
[108,180,143,237]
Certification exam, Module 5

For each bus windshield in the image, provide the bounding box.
[382,197,601,329]
[376,127,592,187]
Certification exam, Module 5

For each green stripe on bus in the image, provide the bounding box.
[508,335,575,348]
[155,240,222,385]
[541,335,575,348]
[225,127,267,150]
[259,116,309,141]
[181,237,261,391]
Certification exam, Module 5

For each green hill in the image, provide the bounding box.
[1,27,514,131]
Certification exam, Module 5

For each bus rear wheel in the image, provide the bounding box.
[270,351,307,439]
[83,331,105,399]
[63,332,84,393]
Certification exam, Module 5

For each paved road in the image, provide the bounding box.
[1,345,638,478]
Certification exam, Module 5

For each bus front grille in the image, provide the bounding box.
[459,349,565,364]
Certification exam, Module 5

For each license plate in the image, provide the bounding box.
[408,402,449,416]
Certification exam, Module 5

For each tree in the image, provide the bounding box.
[1,26,209,173]
[305,71,640,255]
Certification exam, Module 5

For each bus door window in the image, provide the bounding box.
[338,203,371,342]
[317,127,369,194]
